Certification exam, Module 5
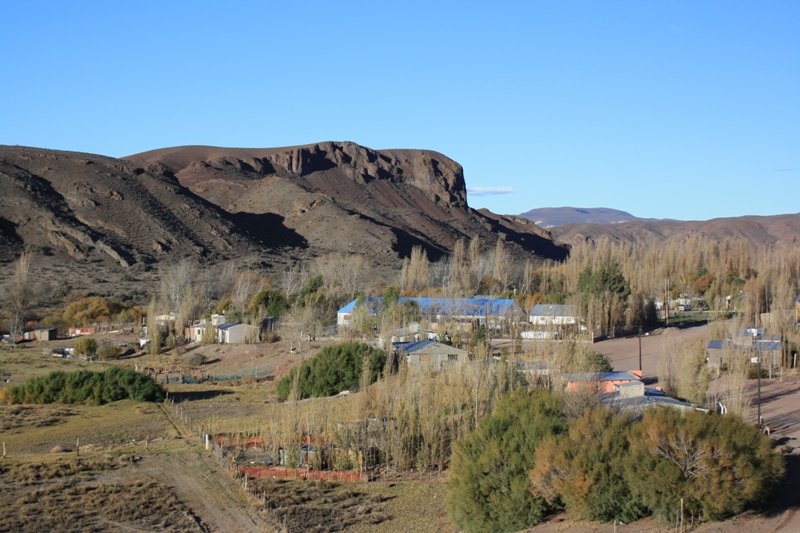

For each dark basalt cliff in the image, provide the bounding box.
[0,142,568,276]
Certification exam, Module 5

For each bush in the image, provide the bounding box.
[625,408,784,523]
[74,337,97,356]
[97,343,123,360]
[447,389,567,533]
[188,353,207,366]
[276,341,386,400]
[531,407,644,522]
[2,367,165,405]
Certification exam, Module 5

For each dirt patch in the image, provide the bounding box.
[0,405,77,430]
[0,454,204,533]
[250,479,391,533]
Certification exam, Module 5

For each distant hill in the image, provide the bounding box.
[518,207,644,227]
[549,213,800,248]
[0,143,568,286]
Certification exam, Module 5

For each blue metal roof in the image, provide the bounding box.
[216,323,239,330]
[338,297,520,317]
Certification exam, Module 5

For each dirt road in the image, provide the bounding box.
[591,324,709,382]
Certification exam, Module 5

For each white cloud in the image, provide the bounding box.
[467,186,517,196]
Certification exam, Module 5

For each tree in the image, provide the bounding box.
[493,239,509,294]
[74,337,97,356]
[4,251,32,341]
[248,289,289,318]
[447,389,567,533]
[577,258,631,336]
[275,342,387,400]
[531,407,644,523]
[625,408,784,523]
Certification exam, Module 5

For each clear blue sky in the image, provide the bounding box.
[1,1,797,221]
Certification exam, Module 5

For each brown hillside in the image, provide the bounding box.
[0,143,568,285]
[550,214,800,248]
[125,141,567,263]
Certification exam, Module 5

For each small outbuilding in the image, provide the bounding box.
[216,323,260,344]
[393,340,469,370]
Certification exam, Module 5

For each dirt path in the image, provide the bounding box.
[136,441,270,533]
[138,405,272,533]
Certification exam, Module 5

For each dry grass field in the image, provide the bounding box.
[3,336,800,533]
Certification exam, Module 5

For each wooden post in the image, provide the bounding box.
[680,497,684,533]
[2,442,5,458]
[145,436,149,452]
[76,437,80,456]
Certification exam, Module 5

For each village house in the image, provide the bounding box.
[393,340,469,370]
[337,297,526,334]
[707,327,784,370]
[565,370,643,393]
[68,326,96,337]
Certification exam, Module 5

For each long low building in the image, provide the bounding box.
[337,297,525,327]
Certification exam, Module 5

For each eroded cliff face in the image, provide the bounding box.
[125,141,567,264]
[0,142,568,280]
[130,141,468,214]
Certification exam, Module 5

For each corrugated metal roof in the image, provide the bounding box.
[338,297,520,317]
[707,339,783,351]
[531,304,577,317]
[216,323,240,330]
[567,371,641,382]
[393,340,437,353]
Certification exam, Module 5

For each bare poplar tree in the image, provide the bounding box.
[493,239,509,294]
[281,262,306,300]
[407,245,429,292]
[4,251,32,341]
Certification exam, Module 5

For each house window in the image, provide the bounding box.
[448,354,459,361]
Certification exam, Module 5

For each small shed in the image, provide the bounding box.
[216,323,260,344]
[34,328,57,342]
[394,340,469,370]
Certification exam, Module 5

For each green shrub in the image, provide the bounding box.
[531,407,644,522]
[2,367,165,405]
[74,337,97,356]
[97,343,123,360]
[625,408,784,523]
[188,353,207,366]
[446,389,567,533]
[276,341,386,400]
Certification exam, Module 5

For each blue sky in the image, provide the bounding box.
[1,1,797,221]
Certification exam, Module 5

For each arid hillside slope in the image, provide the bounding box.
[125,141,568,263]
[550,213,800,248]
[0,142,568,279]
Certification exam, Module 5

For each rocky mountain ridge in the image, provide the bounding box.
[0,143,568,281]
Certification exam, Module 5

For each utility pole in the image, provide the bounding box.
[638,327,643,372]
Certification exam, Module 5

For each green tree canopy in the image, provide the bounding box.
[276,341,386,400]
[531,407,644,522]
[625,408,784,523]
[1,367,165,405]
[447,389,568,533]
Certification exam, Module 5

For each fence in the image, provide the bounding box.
[165,397,369,491]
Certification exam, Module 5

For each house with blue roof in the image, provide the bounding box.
[337,297,525,330]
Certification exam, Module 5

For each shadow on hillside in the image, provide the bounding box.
[391,227,448,262]
[168,390,234,402]
[475,211,570,262]
[231,212,308,249]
